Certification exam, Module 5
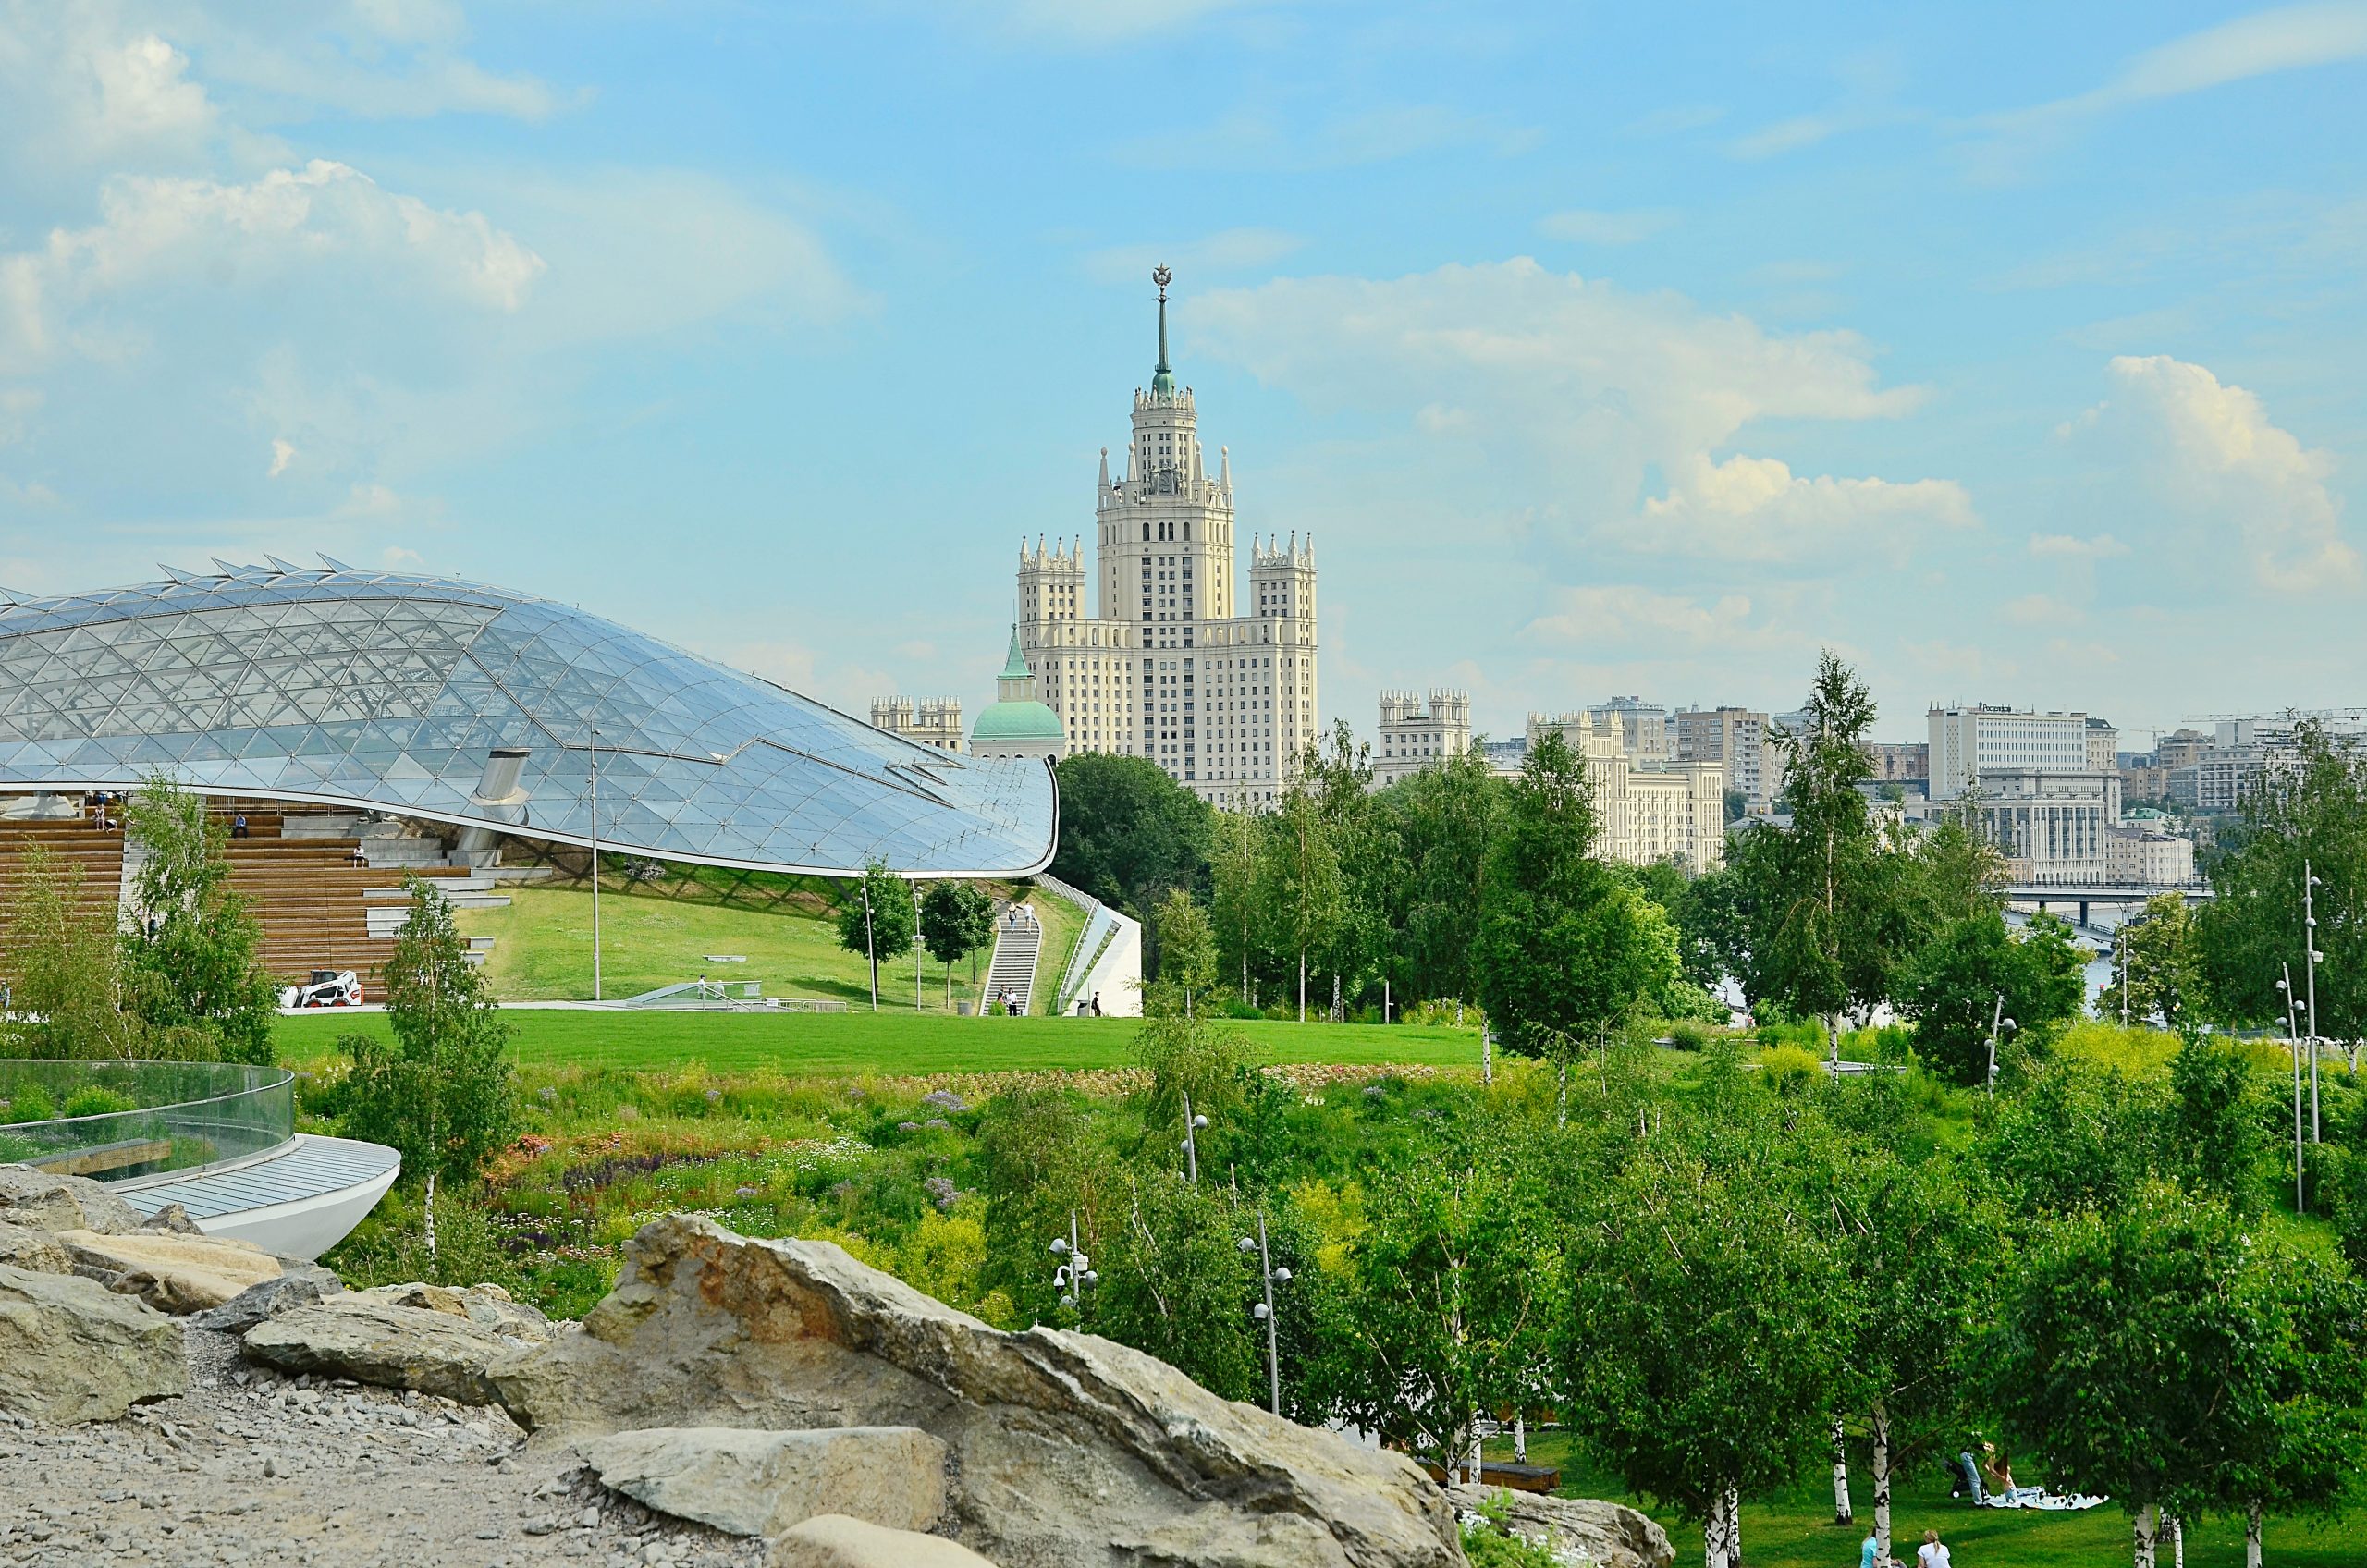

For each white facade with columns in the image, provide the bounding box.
[1018,269,1318,807]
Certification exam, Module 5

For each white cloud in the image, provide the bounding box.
[2071,354,2359,593]
[2028,532,2129,559]
[980,0,1276,44]
[2001,593,2077,626]
[1537,208,1679,245]
[0,8,217,178]
[1614,451,1975,564]
[380,544,424,568]
[1190,258,1949,558]
[1728,114,1846,160]
[267,437,295,477]
[1082,228,1305,285]
[1998,3,2367,128]
[1523,585,1797,654]
[0,160,545,370]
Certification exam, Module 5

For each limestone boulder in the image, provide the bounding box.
[492,1215,1461,1568]
[0,1219,72,1276]
[190,1264,347,1334]
[769,1515,1000,1568]
[1445,1486,1674,1568]
[359,1280,551,1342]
[0,1261,187,1423]
[55,1228,283,1314]
[0,1166,144,1235]
[580,1426,947,1537]
[242,1286,549,1404]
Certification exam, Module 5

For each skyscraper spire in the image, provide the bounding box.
[1151,264,1176,399]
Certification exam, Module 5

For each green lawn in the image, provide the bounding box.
[1516,1431,2362,1567]
[275,1007,1490,1076]
[460,879,1082,1014]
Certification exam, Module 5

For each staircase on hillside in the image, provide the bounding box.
[0,815,128,940]
[980,904,1043,1016]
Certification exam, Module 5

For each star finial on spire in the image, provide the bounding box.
[1151,265,1175,397]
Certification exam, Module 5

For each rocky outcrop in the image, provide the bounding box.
[1446,1485,1674,1568]
[191,1263,347,1333]
[0,1261,187,1423]
[580,1426,948,1537]
[0,1167,144,1235]
[54,1228,284,1313]
[0,1219,71,1276]
[243,1285,553,1404]
[491,1215,1461,1568]
[769,1514,999,1568]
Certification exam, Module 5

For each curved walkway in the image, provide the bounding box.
[114,1133,400,1260]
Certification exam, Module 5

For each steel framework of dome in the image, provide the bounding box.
[0,563,1056,877]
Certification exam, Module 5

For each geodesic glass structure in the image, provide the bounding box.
[0,566,1055,877]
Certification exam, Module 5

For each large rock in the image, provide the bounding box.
[769,1515,1000,1568]
[54,1228,283,1314]
[492,1215,1460,1568]
[359,1280,551,1341]
[0,1166,144,1234]
[242,1285,551,1404]
[0,1261,187,1423]
[0,1219,71,1276]
[1445,1486,1674,1568]
[580,1426,948,1537]
[190,1264,347,1334]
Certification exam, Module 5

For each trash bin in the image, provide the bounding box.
[956,1000,973,1017]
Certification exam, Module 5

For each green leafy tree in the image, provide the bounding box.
[1208,804,1264,1008]
[1261,769,1345,1022]
[1560,1141,1852,1568]
[1474,729,1677,1076]
[1894,912,2086,1087]
[1734,653,1906,1061]
[1048,752,1213,923]
[919,881,995,1005]
[1823,1145,2003,1562]
[0,842,148,1060]
[2199,720,2367,1052]
[339,880,515,1250]
[1298,721,1399,1011]
[2114,893,2208,1028]
[1978,1057,2169,1219]
[2166,1031,2270,1212]
[1376,741,1503,1008]
[1145,888,1220,1018]
[1306,1153,1563,1481]
[834,860,916,1009]
[1093,1170,1263,1402]
[122,779,276,1063]
[1984,1185,2367,1566]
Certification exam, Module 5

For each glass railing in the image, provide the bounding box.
[0,1060,295,1183]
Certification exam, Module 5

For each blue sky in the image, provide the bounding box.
[3,2,2364,747]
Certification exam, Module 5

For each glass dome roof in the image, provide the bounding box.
[0,564,1056,878]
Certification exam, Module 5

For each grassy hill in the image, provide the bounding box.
[457,874,1085,1015]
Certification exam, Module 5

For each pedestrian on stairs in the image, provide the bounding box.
[231,811,248,839]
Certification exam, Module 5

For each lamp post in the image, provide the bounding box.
[1984,995,2017,1099]
[2117,923,2130,1026]
[2279,964,2304,1213]
[1049,1210,1096,1315]
[1238,1212,1290,1416]
[588,726,602,1003]
[1181,1090,1208,1184]
[2305,862,2323,1143]
[914,880,924,1014]
[862,879,877,1011]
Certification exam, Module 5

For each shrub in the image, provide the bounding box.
[1664,1020,1717,1052]
[1457,1492,1562,1567]
[1,1086,57,1124]
[60,1086,137,1120]
[1759,1043,1824,1098]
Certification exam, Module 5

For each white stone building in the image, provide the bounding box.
[1929,705,2095,799]
[1017,269,1318,806]
[2107,827,2198,886]
[869,697,964,753]
[970,629,1066,764]
[1956,768,2122,885]
[1588,697,1672,765]
[1373,690,1472,788]
[1503,712,1725,872]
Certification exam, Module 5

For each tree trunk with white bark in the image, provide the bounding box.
[2245,1499,2263,1568]
[1870,1400,1893,1560]
[2133,1501,2159,1568]
[1704,1484,1742,1568]
[1832,1416,1853,1523]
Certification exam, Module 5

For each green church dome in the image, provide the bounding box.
[972,626,1065,745]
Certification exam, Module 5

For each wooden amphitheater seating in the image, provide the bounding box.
[0,802,469,988]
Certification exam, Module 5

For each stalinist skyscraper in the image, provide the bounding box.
[1017,267,1318,806]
